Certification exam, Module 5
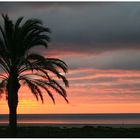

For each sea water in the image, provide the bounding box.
[0,114,140,126]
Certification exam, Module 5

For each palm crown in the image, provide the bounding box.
[0,14,69,103]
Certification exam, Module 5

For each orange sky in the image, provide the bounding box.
[1,3,140,114]
[1,68,140,114]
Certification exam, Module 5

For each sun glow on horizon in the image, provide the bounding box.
[1,3,140,115]
[1,67,140,114]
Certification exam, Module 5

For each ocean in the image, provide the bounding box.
[1,114,140,127]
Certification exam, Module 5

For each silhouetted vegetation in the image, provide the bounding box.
[0,14,69,137]
[0,126,140,138]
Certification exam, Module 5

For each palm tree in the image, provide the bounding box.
[0,14,69,137]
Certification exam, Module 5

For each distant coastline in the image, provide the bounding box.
[1,123,140,128]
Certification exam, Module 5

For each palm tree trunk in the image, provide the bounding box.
[7,75,20,137]
[8,101,18,137]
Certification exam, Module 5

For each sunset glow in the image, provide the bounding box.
[1,67,140,114]
[1,2,140,114]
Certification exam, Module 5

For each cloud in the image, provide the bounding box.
[1,2,140,108]
[63,68,140,104]
[55,49,140,70]
[1,2,140,54]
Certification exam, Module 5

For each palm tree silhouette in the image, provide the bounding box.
[0,14,69,137]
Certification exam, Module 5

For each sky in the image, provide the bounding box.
[1,2,140,114]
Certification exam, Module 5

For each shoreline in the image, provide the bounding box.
[1,123,140,128]
[1,125,140,137]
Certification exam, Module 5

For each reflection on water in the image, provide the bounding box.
[1,114,140,125]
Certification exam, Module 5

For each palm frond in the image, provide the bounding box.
[0,73,8,80]
[20,19,50,51]
[0,14,69,105]
[32,57,68,73]
[0,57,10,75]
[1,14,14,52]
[20,76,44,103]
[34,79,68,103]
[15,17,24,28]
[0,22,8,51]
[33,79,55,104]
[19,62,68,88]
[0,78,7,99]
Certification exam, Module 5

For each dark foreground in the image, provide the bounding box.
[1,126,140,138]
